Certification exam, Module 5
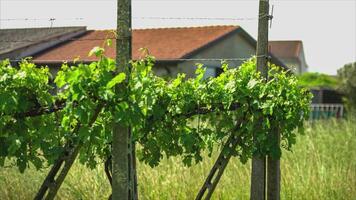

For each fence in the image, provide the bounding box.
[310,104,344,120]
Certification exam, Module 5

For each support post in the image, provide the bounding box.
[112,0,137,199]
[43,145,82,200]
[250,0,269,200]
[195,122,242,200]
[250,157,266,200]
[267,130,280,200]
[34,144,82,200]
[34,104,104,200]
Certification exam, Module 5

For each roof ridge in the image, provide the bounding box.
[134,25,239,31]
[88,25,239,32]
[0,26,86,31]
[269,40,302,43]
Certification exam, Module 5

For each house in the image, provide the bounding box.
[0,27,87,61]
[30,25,287,77]
[310,87,344,119]
[269,40,308,74]
[309,77,344,119]
[311,87,343,104]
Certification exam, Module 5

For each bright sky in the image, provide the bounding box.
[0,0,355,75]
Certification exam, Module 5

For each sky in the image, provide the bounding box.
[0,0,355,75]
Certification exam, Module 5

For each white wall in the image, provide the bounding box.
[177,31,256,78]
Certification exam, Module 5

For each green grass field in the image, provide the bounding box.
[1,119,355,200]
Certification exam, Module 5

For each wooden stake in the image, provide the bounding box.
[34,104,104,200]
[250,157,266,200]
[112,0,137,199]
[251,0,269,200]
[267,130,280,200]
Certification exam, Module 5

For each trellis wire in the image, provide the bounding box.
[0,17,84,21]
[7,56,266,63]
[5,58,260,63]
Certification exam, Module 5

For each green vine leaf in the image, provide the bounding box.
[88,47,105,57]
[106,73,126,89]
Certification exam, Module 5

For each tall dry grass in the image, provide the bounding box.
[1,119,355,199]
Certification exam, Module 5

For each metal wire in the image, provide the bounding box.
[0,10,274,63]
[156,57,257,62]
[1,16,257,21]
[0,17,84,21]
[0,37,117,43]
[7,55,266,63]
[134,16,257,21]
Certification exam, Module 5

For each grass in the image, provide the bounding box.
[1,119,355,199]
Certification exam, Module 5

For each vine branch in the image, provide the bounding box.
[10,99,66,118]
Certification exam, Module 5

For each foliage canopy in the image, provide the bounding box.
[0,48,311,172]
[298,72,338,89]
[338,62,356,112]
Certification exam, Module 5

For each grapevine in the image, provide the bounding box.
[0,47,312,172]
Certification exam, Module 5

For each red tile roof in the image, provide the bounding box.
[269,40,302,58]
[34,25,240,62]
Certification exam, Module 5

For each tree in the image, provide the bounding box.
[338,62,356,113]
[298,72,338,89]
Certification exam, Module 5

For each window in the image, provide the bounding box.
[203,66,224,79]
[215,68,224,77]
[203,67,217,79]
